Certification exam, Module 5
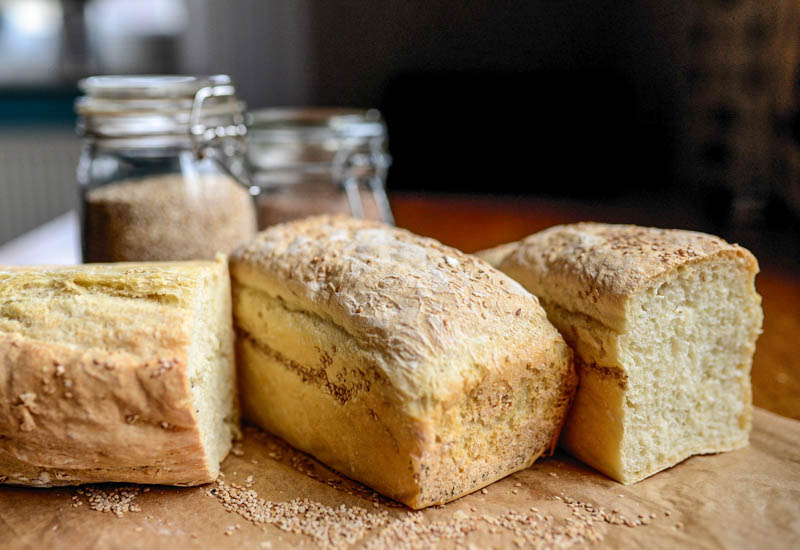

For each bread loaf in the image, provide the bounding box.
[0,257,238,487]
[480,223,763,484]
[230,216,577,509]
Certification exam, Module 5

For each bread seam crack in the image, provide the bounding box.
[238,328,365,406]
[236,283,399,389]
[539,298,627,383]
[575,357,628,389]
[540,297,621,336]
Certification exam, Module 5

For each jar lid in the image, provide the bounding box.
[78,74,231,99]
[248,108,386,142]
[76,74,245,140]
[247,108,387,171]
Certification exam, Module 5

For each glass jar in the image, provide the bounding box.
[76,74,257,262]
[246,107,393,228]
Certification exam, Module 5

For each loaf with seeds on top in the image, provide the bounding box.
[479,223,763,484]
[230,216,577,509]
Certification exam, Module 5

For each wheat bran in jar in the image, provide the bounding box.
[83,173,256,262]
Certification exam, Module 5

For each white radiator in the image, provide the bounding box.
[0,128,80,245]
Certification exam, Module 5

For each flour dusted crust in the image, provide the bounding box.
[230,216,577,508]
[497,223,758,330]
[0,259,238,487]
[231,216,566,404]
[483,223,762,485]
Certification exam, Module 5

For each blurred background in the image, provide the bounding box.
[0,0,799,264]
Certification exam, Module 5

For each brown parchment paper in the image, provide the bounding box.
[1,408,798,550]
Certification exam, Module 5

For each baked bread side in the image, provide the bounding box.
[0,257,238,487]
[230,216,577,509]
[488,223,762,484]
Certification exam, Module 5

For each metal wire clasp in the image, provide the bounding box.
[332,136,394,225]
[189,84,247,158]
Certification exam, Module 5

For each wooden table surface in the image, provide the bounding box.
[391,193,800,420]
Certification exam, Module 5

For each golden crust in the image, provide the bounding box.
[230,216,577,507]
[496,222,759,330]
[0,259,235,487]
